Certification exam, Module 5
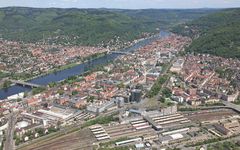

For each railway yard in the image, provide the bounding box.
[12,107,240,150]
[87,108,240,150]
[106,108,240,148]
[17,128,96,150]
[185,108,237,122]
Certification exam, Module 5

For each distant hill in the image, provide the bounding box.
[0,7,216,46]
[172,8,240,58]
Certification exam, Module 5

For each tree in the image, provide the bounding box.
[57,89,64,95]
[24,92,28,98]
[87,96,95,103]
[48,82,57,88]
[117,82,125,89]
[16,98,22,102]
[32,87,46,95]
[35,128,44,136]
[159,97,165,103]
[15,136,21,145]
[162,88,172,98]
[72,90,79,96]
[3,80,11,89]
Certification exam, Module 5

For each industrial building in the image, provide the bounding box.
[212,116,240,136]
[115,138,142,146]
[86,99,117,114]
[160,133,187,145]
[170,58,185,73]
[130,119,152,130]
[89,121,157,143]
[161,128,190,136]
[145,113,190,130]
[213,124,231,136]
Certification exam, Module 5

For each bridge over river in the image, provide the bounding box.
[0,31,170,100]
[8,79,42,88]
[108,51,134,55]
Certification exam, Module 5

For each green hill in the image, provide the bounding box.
[0,7,216,46]
[172,8,240,58]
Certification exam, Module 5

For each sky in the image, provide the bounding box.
[0,0,240,9]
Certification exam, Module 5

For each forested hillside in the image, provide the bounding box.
[0,7,216,46]
[172,8,240,58]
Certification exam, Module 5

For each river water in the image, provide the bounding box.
[0,31,170,100]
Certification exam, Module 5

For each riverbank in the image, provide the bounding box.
[0,33,153,84]
[45,52,108,78]
[0,31,171,100]
[0,51,108,86]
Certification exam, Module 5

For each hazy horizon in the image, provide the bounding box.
[0,0,240,9]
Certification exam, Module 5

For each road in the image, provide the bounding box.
[221,100,240,112]
[4,112,17,150]
[185,71,196,82]
[199,72,215,89]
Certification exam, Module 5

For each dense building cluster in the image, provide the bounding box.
[0,39,107,78]
[2,33,240,150]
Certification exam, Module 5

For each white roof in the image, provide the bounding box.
[38,109,72,119]
[162,128,189,136]
[170,133,184,140]
[16,121,29,129]
[135,143,144,148]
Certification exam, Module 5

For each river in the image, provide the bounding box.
[0,31,170,100]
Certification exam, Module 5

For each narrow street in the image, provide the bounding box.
[4,112,17,150]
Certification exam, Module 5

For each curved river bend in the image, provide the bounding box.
[0,31,170,100]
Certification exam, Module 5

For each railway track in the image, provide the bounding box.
[18,129,96,150]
